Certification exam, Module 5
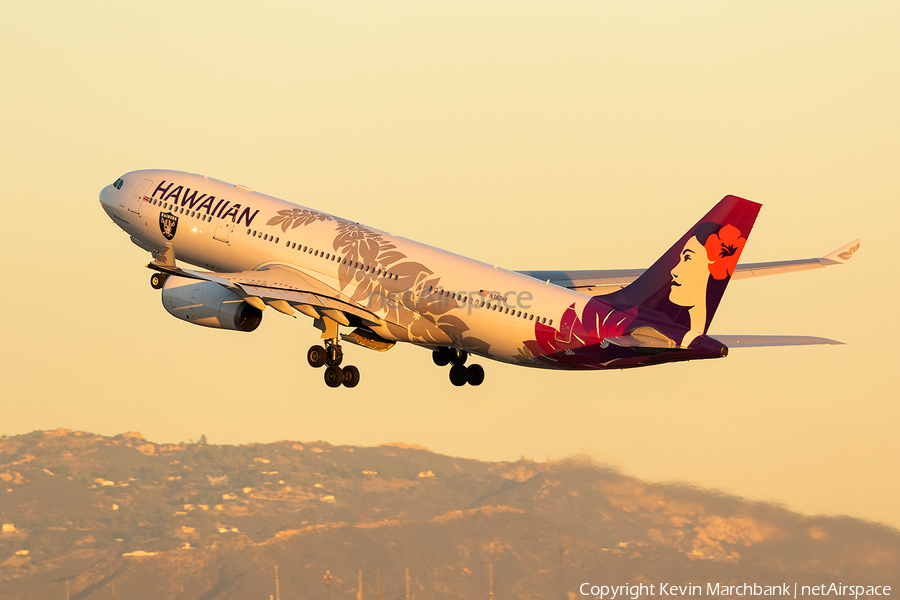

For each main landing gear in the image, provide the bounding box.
[433,347,484,387]
[308,340,360,388]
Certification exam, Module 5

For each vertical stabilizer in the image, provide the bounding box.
[601,195,761,334]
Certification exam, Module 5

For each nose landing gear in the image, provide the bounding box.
[433,347,484,386]
[308,340,359,388]
[150,272,168,290]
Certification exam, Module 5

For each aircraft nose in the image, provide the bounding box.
[99,184,114,206]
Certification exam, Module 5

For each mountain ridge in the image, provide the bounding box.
[1,429,897,599]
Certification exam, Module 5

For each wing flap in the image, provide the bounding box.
[148,260,381,326]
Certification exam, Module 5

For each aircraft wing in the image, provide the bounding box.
[517,239,864,294]
[147,244,380,327]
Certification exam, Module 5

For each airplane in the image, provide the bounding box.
[99,170,863,388]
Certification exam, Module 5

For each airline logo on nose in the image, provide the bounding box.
[160,212,179,240]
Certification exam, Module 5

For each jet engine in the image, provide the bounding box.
[161,275,262,332]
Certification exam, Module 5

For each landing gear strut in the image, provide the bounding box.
[433,347,484,386]
[308,339,359,388]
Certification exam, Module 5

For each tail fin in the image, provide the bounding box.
[602,195,761,334]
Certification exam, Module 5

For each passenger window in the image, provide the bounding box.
[275,237,279,243]
[529,314,534,320]
[549,319,553,326]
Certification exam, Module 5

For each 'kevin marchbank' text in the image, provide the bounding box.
[579,583,891,599]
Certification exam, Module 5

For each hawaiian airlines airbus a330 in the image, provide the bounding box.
[99,170,862,388]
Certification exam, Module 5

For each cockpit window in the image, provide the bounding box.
[113,178,124,190]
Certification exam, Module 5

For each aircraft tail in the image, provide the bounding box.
[602,195,761,334]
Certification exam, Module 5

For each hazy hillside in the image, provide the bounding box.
[1,430,897,599]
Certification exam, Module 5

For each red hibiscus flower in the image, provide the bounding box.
[703,224,745,280]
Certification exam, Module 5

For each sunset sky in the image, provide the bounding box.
[2,2,898,529]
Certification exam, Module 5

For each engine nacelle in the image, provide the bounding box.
[161,275,262,332]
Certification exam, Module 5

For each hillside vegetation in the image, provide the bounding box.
[0,429,897,599]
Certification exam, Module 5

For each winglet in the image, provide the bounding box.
[819,239,864,266]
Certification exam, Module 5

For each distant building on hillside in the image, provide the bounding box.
[1,523,15,533]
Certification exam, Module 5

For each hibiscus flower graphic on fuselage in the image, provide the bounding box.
[523,298,636,367]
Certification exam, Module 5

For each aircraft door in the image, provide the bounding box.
[214,218,233,242]
[555,303,577,344]
[129,179,153,214]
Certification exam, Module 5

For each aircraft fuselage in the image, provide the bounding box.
[99,169,727,372]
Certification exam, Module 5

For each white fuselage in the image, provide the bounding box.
[100,169,593,367]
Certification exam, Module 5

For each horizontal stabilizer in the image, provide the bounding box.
[710,335,844,347]
[605,327,678,349]
[605,335,677,349]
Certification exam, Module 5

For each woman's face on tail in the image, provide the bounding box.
[670,236,711,307]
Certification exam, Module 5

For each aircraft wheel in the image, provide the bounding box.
[327,345,343,367]
[342,365,360,388]
[432,348,451,367]
[449,364,468,387]
[466,364,485,386]
[307,345,327,368]
[150,273,167,290]
[450,349,468,366]
[324,365,344,388]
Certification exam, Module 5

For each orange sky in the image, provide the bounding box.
[2,2,898,529]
